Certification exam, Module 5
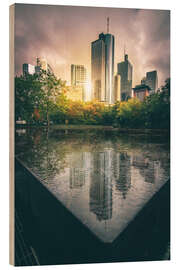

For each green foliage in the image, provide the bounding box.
[114,79,170,129]
[15,74,170,129]
[143,91,170,129]
[15,71,68,124]
[15,73,43,122]
[116,98,145,128]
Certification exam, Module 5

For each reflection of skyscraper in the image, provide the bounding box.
[113,152,131,199]
[82,152,92,182]
[70,168,85,189]
[91,31,114,104]
[117,54,133,101]
[89,150,113,221]
[69,152,92,189]
[144,162,155,184]
[132,155,155,184]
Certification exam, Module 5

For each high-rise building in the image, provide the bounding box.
[91,32,114,104]
[117,54,133,101]
[114,74,121,102]
[35,57,54,74]
[71,64,87,86]
[145,70,158,93]
[22,63,35,75]
[71,64,88,101]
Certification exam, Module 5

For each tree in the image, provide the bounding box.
[15,73,43,123]
[116,98,144,128]
[15,71,68,125]
[161,78,170,96]
[38,70,67,126]
[143,79,170,129]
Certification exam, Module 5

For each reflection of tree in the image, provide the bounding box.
[15,128,170,196]
[15,127,68,181]
[113,152,131,199]
[89,150,113,221]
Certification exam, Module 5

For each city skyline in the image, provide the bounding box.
[15,4,170,88]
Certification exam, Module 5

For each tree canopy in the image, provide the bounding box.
[15,74,170,129]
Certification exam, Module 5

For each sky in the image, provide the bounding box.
[15,4,170,87]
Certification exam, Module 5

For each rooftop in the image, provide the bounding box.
[133,84,151,91]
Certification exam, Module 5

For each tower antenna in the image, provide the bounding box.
[124,43,127,60]
[107,17,109,33]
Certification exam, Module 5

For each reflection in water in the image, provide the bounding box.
[70,168,85,189]
[90,150,113,221]
[132,155,160,184]
[69,152,92,189]
[16,129,26,136]
[15,128,170,242]
[113,152,131,199]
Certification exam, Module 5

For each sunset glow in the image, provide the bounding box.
[15,4,170,88]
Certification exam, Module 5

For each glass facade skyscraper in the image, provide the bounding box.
[117,54,133,101]
[146,70,158,93]
[114,74,121,102]
[91,32,114,104]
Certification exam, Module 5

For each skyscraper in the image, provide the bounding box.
[117,54,133,101]
[91,30,115,104]
[145,70,158,93]
[114,74,121,102]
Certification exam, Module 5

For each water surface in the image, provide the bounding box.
[15,128,170,243]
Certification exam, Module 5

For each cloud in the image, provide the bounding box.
[15,4,170,87]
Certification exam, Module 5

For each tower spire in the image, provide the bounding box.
[107,17,109,33]
[124,44,126,58]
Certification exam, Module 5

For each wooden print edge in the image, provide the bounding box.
[9,3,15,266]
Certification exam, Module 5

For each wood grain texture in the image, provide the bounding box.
[9,4,15,266]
